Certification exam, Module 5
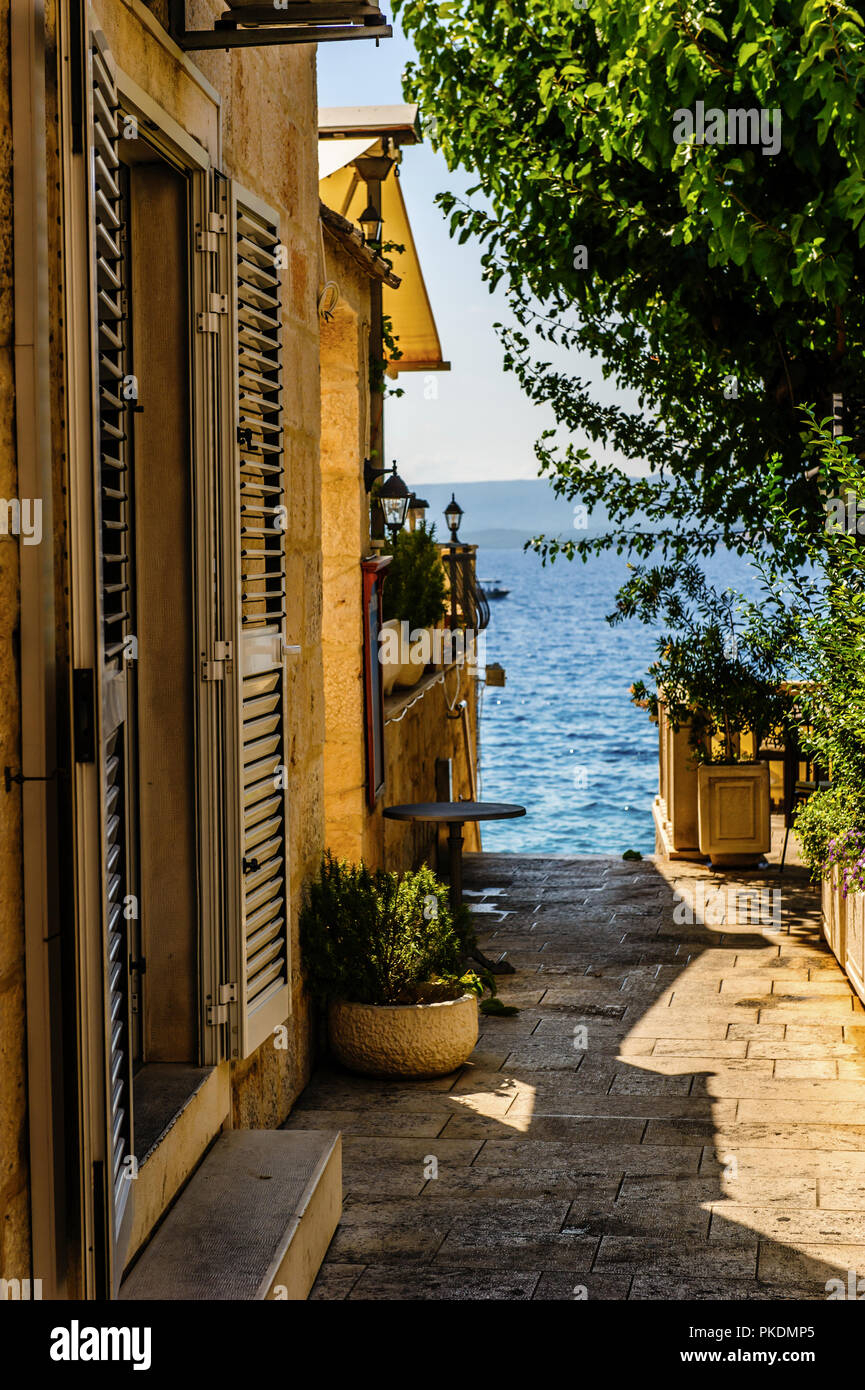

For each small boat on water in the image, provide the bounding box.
[481,579,510,599]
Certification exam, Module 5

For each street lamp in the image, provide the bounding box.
[444,493,463,543]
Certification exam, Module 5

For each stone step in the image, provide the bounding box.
[119,1129,341,1301]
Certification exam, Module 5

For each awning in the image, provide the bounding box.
[318,136,449,375]
[318,105,420,142]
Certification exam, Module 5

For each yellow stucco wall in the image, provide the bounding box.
[319,237,374,864]
[318,231,481,880]
[0,0,31,1283]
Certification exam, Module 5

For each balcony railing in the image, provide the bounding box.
[439,543,490,632]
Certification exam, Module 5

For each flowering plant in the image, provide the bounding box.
[824,830,865,899]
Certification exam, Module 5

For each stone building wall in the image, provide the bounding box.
[381,673,482,876]
[319,241,372,865]
[319,229,481,881]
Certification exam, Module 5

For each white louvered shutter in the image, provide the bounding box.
[222,181,291,1059]
[88,30,135,1276]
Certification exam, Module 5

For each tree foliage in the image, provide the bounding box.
[754,415,865,873]
[610,559,797,761]
[395,0,865,561]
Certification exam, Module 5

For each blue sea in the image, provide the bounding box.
[476,545,759,856]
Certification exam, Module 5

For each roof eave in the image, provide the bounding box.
[319,201,401,287]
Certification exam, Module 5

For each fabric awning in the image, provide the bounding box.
[318,139,449,375]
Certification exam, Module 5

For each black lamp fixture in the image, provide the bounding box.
[357,200,384,247]
[363,458,410,539]
[408,494,429,525]
[168,0,392,49]
[444,493,464,543]
[379,463,412,540]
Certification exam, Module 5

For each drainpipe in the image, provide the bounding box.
[11,0,67,1297]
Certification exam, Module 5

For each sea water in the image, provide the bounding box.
[476,545,759,856]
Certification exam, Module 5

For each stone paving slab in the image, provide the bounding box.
[347,1267,543,1299]
[297,851,865,1301]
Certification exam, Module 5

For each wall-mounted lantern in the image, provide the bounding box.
[357,200,384,248]
[378,463,411,541]
[364,458,411,542]
[407,494,429,531]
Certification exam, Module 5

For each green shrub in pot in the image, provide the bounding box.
[381,522,447,632]
[300,854,493,1077]
[300,852,481,1007]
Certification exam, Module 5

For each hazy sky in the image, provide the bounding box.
[316,19,633,489]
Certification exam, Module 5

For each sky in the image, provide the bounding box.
[316,18,635,490]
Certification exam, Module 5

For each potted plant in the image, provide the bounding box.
[381,523,447,689]
[300,853,487,1078]
[613,563,794,867]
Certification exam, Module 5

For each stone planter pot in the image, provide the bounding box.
[328,994,478,1079]
[697,762,770,867]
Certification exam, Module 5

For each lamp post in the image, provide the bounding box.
[444,493,464,631]
[444,493,463,543]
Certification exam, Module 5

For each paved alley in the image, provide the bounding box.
[290,851,865,1300]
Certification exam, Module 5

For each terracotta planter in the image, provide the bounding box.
[328,994,478,1078]
[697,762,770,867]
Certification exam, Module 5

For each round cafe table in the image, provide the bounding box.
[382,800,526,911]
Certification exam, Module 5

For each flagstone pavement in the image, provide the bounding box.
[287,850,865,1300]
